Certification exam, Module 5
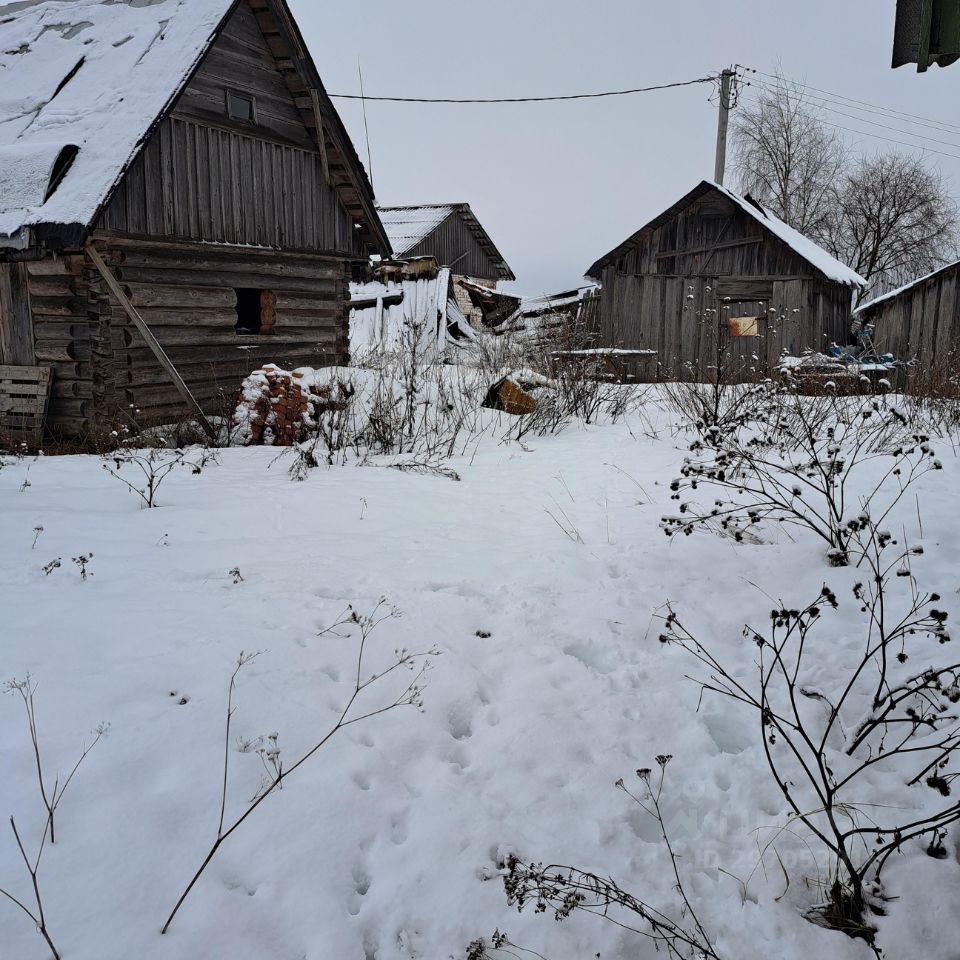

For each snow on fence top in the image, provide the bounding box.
[587,180,868,290]
[0,0,233,245]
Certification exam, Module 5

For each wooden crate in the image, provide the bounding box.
[0,365,54,451]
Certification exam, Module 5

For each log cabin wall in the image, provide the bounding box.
[20,254,96,436]
[597,192,855,379]
[84,238,350,431]
[24,0,373,436]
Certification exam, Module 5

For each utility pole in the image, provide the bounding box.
[714,66,737,185]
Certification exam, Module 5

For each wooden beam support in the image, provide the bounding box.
[656,235,764,259]
[85,244,217,440]
[309,89,331,186]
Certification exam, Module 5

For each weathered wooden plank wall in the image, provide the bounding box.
[401,213,502,282]
[177,0,316,152]
[863,265,960,369]
[99,118,357,252]
[0,263,36,366]
[600,269,851,381]
[597,192,856,379]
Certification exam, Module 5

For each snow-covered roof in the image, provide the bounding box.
[0,0,233,245]
[377,202,516,281]
[587,181,868,289]
[378,205,458,255]
[0,0,389,253]
[854,257,960,315]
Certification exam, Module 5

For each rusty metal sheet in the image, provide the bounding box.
[728,316,759,337]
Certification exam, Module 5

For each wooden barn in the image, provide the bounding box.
[377,204,517,330]
[586,181,868,379]
[0,0,389,442]
[854,258,960,370]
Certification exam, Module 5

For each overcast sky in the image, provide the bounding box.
[290,0,960,296]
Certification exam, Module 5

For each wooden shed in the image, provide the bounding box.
[0,0,389,440]
[854,258,960,370]
[586,181,867,379]
[378,204,516,330]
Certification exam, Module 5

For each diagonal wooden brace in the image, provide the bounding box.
[85,243,217,440]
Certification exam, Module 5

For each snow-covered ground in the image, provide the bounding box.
[2,391,957,960]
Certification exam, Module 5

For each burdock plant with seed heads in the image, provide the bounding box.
[661,391,942,565]
[71,553,93,581]
[659,523,960,946]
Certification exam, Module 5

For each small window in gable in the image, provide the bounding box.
[226,91,256,123]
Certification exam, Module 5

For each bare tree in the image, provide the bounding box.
[732,71,847,238]
[820,153,959,303]
[734,71,958,306]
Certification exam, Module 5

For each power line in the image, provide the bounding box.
[740,89,960,163]
[749,77,960,153]
[746,67,960,136]
[328,75,717,104]
[748,75,960,141]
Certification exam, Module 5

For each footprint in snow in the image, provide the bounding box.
[390,810,409,845]
[442,743,470,775]
[447,703,473,741]
[704,711,751,756]
[351,770,371,791]
[348,866,371,918]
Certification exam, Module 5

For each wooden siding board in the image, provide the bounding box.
[402,212,503,282]
[0,263,35,365]
[95,0,359,256]
[596,192,855,377]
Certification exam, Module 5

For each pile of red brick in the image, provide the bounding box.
[233,365,346,446]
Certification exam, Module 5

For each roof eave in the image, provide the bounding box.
[586,180,865,288]
[381,203,514,281]
[451,204,515,282]
[270,0,390,256]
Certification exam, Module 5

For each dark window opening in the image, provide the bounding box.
[227,91,256,123]
[235,289,276,335]
[44,144,79,201]
[235,288,263,334]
